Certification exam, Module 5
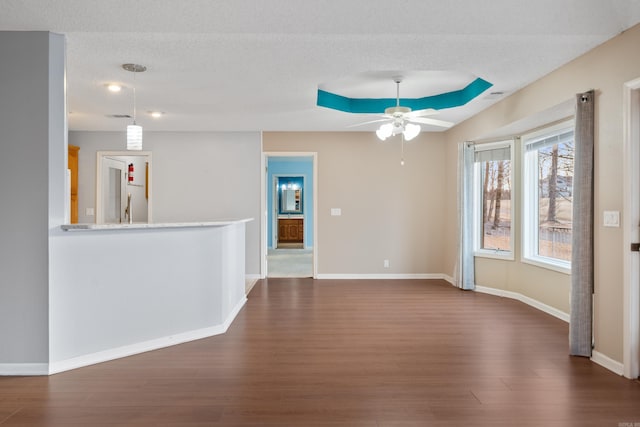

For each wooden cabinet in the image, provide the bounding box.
[68,144,79,223]
[278,218,303,243]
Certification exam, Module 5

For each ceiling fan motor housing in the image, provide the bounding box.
[385,106,411,116]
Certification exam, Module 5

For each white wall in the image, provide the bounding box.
[0,32,66,367]
[69,131,262,275]
[49,222,247,369]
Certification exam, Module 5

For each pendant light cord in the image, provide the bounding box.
[132,71,137,125]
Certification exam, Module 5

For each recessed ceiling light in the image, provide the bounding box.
[107,84,122,93]
[149,111,164,118]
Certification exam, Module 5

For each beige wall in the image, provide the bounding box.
[443,23,640,361]
[264,132,447,276]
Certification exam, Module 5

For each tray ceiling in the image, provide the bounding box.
[1,0,639,132]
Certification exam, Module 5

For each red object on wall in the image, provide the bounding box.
[128,163,134,182]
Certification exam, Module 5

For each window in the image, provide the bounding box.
[522,121,574,273]
[473,140,514,259]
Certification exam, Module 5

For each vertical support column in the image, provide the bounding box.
[0,31,66,375]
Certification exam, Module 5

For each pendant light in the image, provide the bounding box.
[122,63,146,150]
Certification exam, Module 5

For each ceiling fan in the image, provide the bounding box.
[351,77,454,141]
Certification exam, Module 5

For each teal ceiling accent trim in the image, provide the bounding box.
[317,77,493,114]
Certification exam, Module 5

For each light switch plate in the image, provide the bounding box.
[331,208,341,216]
[603,210,619,227]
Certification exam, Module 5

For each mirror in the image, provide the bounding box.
[278,176,303,214]
[96,151,152,224]
[281,188,301,212]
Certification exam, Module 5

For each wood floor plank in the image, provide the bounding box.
[1,279,640,426]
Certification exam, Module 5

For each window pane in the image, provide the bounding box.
[536,139,573,261]
[480,159,511,251]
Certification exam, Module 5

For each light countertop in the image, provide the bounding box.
[61,218,253,231]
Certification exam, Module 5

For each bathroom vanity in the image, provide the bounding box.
[278,217,304,243]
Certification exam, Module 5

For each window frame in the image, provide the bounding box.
[473,139,515,260]
[521,120,574,274]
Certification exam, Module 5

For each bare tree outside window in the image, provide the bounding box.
[480,159,511,251]
[536,140,574,261]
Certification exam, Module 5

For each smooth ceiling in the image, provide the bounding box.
[1,0,639,132]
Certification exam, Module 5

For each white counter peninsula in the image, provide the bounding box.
[50,219,252,374]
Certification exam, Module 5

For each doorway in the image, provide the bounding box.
[98,156,127,224]
[275,175,304,249]
[96,151,152,224]
[262,153,317,278]
[623,77,640,379]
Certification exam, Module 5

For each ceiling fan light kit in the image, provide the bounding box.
[317,70,492,163]
[403,123,420,140]
[374,77,429,142]
[375,123,393,140]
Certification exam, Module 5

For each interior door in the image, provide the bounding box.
[99,157,127,224]
[636,90,640,377]
[273,178,279,247]
[624,80,640,379]
[68,145,79,223]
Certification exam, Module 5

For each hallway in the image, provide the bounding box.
[267,248,313,278]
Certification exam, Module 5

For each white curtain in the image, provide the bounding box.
[454,142,475,290]
[569,90,595,357]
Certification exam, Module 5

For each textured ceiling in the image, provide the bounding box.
[1,0,639,132]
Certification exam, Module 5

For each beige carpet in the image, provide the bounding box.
[267,248,313,278]
[277,242,304,249]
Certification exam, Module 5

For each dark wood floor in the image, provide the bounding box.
[2,279,640,426]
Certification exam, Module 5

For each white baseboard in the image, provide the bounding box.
[0,363,49,376]
[591,350,624,376]
[48,297,247,376]
[316,273,450,280]
[245,275,260,294]
[245,274,261,281]
[474,285,570,323]
[456,286,624,377]
[442,274,456,286]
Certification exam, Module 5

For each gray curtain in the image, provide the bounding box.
[570,90,595,357]
[455,142,475,290]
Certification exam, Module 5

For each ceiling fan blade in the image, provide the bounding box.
[406,108,438,118]
[409,117,455,128]
[347,118,390,128]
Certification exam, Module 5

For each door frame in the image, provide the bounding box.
[261,152,318,279]
[273,174,306,248]
[96,151,153,224]
[96,156,127,224]
[623,76,640,379]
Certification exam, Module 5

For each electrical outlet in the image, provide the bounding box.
[85,207,95,216]
[384,259,390,268]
